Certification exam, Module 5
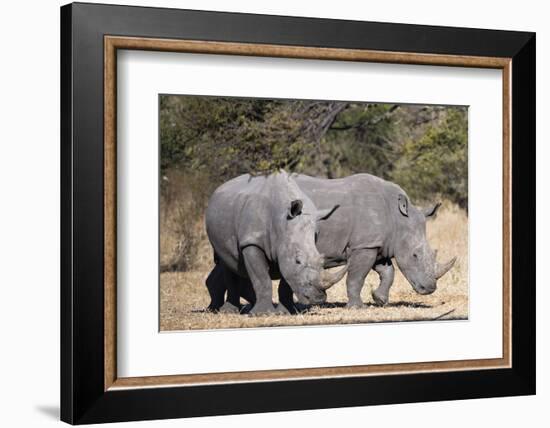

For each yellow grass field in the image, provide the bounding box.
[160,202,468,331]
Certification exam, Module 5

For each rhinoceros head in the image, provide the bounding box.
[275,174,347,305]
[393,195,456,295]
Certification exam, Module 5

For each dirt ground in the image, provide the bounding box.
[160,203,468,331]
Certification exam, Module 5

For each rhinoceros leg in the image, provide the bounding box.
[219,267,243,314]
[205,264,227,312]
[372,259,394,306]
[242,246,289,315]
[278,279,299,314]
[345,249,378,309]
[223,274,256,313]
[239,277,256,307]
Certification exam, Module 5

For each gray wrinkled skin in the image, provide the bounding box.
[205,170,339,314]
[293,173,457,307]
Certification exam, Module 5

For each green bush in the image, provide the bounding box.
[390,108,468,208]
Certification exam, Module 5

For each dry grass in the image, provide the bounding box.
[160,201,468,331]
[160,170,213,272]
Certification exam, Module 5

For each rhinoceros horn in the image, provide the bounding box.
[435,256,457,279]
[319,264,348,290]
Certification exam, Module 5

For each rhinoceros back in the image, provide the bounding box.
[294,173,394,262]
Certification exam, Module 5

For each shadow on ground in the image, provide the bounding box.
[35,405,59,420]
[192,300,433,315]
[316,301,433,310]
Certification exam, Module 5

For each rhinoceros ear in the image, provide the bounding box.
[288,199,303,219]
[316,204,340,222]
[398,194,408,217]
[423,202,442,219]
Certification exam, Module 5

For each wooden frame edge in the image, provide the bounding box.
[104,36,117,390]
[502,61,513,369]
[106,35,511,68]
[110,357,508,390]
[103,35,512,391]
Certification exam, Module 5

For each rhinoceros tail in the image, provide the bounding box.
[213,251,220,265]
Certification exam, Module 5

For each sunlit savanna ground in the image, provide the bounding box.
[160,203,468,331]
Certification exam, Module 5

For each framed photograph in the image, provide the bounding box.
[61,2,535,424]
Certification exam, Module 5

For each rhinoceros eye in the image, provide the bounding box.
[295,250,304,265]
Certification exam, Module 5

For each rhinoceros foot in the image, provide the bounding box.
[292,302,310,314]
[219,302,241,314]
[345,300,365,310]
[372,288,389,306]
[249,303,290,316]
[205,304,220,313]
